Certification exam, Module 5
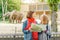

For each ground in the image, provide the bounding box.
[0,22,23,34]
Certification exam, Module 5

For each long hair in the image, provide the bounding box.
[40,14,49,24]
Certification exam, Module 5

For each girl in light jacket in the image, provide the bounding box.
[38,14,51,40]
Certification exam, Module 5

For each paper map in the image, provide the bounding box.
[31,23,47,32]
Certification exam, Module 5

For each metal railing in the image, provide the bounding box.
[0,33,24,40]
[51,32,60,40]
[0,24,60,40]
[0,32,60,40]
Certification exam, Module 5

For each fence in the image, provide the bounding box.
[0,23,60,40]
[0,32,60,40]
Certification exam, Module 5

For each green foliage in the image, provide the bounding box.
[48,0,59,11]
[0,0,2,14]
[0,3,2,14]
[0,0,21,12]
[0,0,21,20]
[7,0,21,11]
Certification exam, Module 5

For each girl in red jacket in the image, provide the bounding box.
[24,11,38,40]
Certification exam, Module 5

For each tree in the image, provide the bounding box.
[1,0,8,21]
[0,0,21,21]
[7,0,21,11]
[1,0,5,21]
[0,0,2,21]
[48,0,59,32]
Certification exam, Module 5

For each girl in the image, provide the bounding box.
[22,11,38,40]
[38,14,51,40]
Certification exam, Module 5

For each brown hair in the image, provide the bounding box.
[27,11,34,18]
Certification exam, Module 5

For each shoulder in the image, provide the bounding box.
[23,20,27,24]
[22,19,27,23]
[23,19,27,26]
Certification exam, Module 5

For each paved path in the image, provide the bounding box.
[0,23,23,34]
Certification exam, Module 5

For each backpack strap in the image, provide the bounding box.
[46,24,51,40]
[46,24,48,40]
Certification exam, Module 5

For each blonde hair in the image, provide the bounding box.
[40,14,49,24]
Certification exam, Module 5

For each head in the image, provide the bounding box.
[40,14,49,24]
[27,11,34,18]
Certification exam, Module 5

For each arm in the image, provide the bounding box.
[22,20,29,33]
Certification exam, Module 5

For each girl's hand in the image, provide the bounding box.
[30,28,33,32]
[43,30,47,33]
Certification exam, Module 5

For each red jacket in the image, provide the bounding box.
[24,18,38,40]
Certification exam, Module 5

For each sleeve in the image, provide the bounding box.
[22,20,29,33]
[24,21,31,30]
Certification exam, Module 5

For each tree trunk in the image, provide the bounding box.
[2,0,5,21]
[5,1,7,13]
[51,11,57,32]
